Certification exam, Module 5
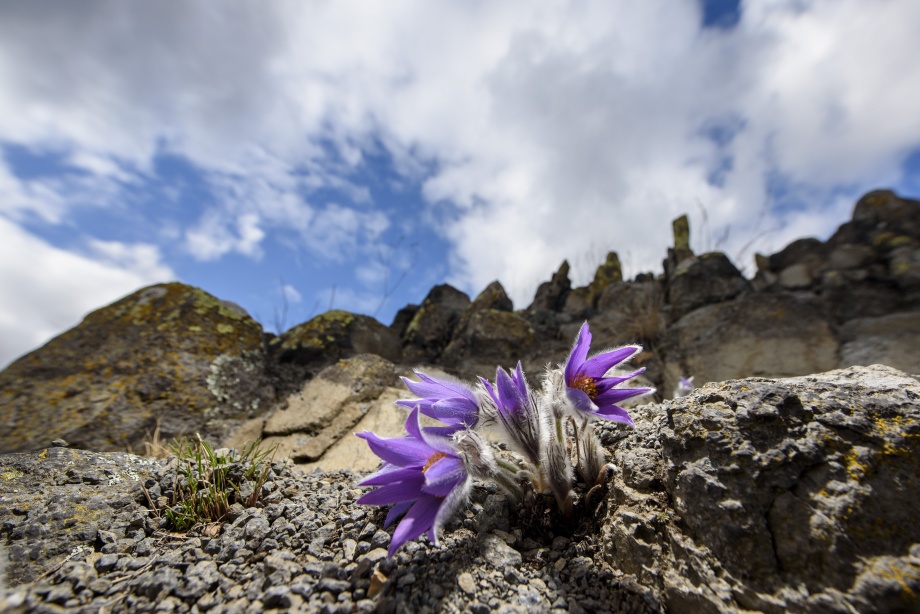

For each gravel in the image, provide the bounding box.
[0,453,661,613]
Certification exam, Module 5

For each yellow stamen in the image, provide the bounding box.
[423,452,448,473]
[572,373,598,399]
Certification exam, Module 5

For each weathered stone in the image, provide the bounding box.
[665,252,750,319]
[839,311,920,373]
[766,237,828,273]
[828,244,875,270]
[659,293,838,395]
[587,252,624,303]
[0,282,268,454]
[232,354,399,463]
[274,310,401,373]
[0,447,162,586]
[440,310,536,378]
[605,365,920,614]
[402,284,471,363]
[470,281,514,313]
[777,262,813,289]
[528,261,571,312]
[590,282,664,346]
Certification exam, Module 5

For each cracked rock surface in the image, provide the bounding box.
[2,365,918,613]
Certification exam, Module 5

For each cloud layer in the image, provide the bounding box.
[1,0,919,366]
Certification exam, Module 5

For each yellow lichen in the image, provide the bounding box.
[1,469,24,480]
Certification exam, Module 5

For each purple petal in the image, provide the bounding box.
[565,322,592,383]
[405,406,457,455]
[403,407,424,441]
[580,345,641,378]
[384,500,413,528]
[357,474,425,505]
[430,398,478,423]
[422,424,466,439]
[402,373,475,401]
[431,476,471,546]
[513,362,529,399]
[495,368,520,411]
[594,368,646,393]
[566,386,597,413]
[594,387,653,406]
[389,495,441,557]
[594,404,636,426]
[356,431,431,467]
[422,456,465,497]
[395,399,428,411]
[359,466,420,486]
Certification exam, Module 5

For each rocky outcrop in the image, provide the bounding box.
[273,310,401,373]
[3,190,920,459]
[401,284,471,363]
[0,283,271,454]
[602,364,920,613]
[3,366,917,613]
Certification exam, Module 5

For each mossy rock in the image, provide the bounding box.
[0,283,267,454]
[273,310,400,372]
[440,309,536,377]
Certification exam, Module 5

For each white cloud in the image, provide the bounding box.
[0,0,918,313]
[280,284,302,305]
[0,217,174,368]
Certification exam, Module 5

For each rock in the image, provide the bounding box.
[402,284,471,363]
[469,281,514,313]
[587,251,624,304]
[0,447,162,586]
[778,262,813,289]
[660,293,838,395]
[665,252,750,320]
[839,311,920,373]
[852,189,920,236]
[528,260,571,312]
[229,354,400,464]
[389,304,419,339]
[273,310,401,373]
[440,310,536,378]
[0,283,268,454]
[605,364,920,614]
[592,282,664,345]
[766,237,828,273]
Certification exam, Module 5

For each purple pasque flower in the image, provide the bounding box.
[478,362,544,466]
[564,322,653,425]
[356,407,471,557]
[396,371,479,432]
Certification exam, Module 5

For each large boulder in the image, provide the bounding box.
[226,354,401,464]
[665,252,750,320]
[401,285,471,363]
[838,311,920,374]
[0,283,269,454]
[659,293,839,395]
[273,310,401,373]
[440,281,535,377]
[604,364,920,613]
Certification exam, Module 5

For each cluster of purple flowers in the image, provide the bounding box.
[356,322,653,557]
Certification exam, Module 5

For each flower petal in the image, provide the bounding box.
[389,495,441,557]
[594,368,646,393]
[430,397,478,424]
[565,322,592,383]
[593,387,653,406]
[594,404,636,425]
[566,386,597,413]
[384,500,413,528]
[359,466,420,486]
[357,473,425,505]
[580,345,641,378]
[356,431,431,467]
[405,406,456,455]
[402,373,476,401]
[422,456,465,497]
[431,475,471,547]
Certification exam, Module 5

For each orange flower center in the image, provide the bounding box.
[422,452,448,473]
[572,373,598,399]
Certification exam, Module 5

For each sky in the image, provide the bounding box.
[2,0,920,369]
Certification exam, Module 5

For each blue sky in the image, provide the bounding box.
[1,0,920,368]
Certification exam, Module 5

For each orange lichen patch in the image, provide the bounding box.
[423,452,449,473]
[571,373,599,399]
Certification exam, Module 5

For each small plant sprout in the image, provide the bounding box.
[357,321,654,556]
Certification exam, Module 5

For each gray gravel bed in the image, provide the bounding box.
[0,448,661,613]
